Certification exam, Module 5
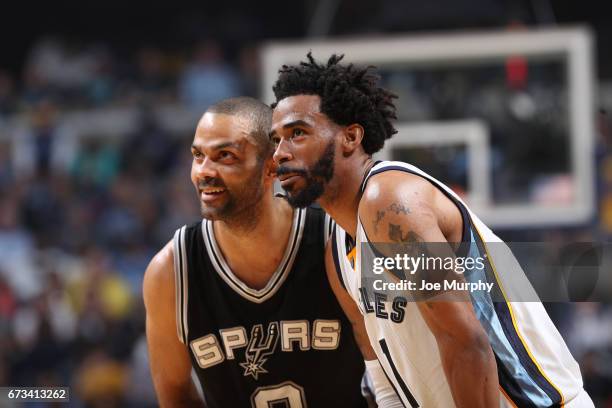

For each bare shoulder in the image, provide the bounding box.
[143,240,175,310]
[363,169,436,204]
[359,169,463,243]
[359,170,438,224]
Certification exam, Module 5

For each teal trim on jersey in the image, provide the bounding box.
[465,230,556,407]
[364,161,561,407]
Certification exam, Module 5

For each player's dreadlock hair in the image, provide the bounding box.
[272,53,398,155]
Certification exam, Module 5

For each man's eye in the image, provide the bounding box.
[220,151,235,159]
[193,151,203,159]
[292,128,304,138]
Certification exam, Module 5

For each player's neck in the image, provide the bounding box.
[215,193,289,243]
[319,156,374,239]
[212,195,294,289]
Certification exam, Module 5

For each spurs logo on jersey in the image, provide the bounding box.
[190,319,341,379]
[174,207,368,408]
[240,323,279,380]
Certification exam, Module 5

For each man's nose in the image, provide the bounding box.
[273,139,293,166]
[196,157,218,179]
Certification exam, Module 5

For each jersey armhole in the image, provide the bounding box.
[330,225,348,291]
[173,226,189,344]
[323,213,335,248]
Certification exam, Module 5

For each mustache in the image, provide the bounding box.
[198,178,226,189]
[276,166,308,177]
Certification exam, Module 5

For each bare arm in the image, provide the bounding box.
[324,241,377,360]
[325,241,405,407]
[143,241,205,408]
[360,172,498,408]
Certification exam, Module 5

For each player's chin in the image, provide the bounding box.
[200,202,228,220]
[283,181,304,199]
[286,189,318,208]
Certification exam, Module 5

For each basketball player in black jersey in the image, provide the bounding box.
[143,97,402,407]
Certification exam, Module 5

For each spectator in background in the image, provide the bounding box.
[86,45,117,106]
[95,173,147,249]
[121,107,177,178]
[153,166,200,245]
[0,139,13,188]
[11,292,69,387]
[12,99,76,179]
[579,350,612,407]
[74,347,128,407]
[20,175,72,248]
[0,193,41,299]
[71,136,120,190]
[596,109,612,237]
[25,38,102,103]
[568,303,612,407]
[127,335,158,408]
[179,40,241,110]
[21,38,62,105]
[0,274,16,330]
[66,248,133,342]
[21,65,52,107]
[134,47,173,102]
[568,303,612,361]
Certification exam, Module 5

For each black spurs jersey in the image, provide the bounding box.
[172,206,368,408]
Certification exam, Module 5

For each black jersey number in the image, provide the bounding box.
[250,381,306,407]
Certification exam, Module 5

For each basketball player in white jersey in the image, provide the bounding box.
[270,53,594,407]
[143,97,402,407]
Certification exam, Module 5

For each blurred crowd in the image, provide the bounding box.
[0,38,233,407]
[0,36,611,407]
[0,37,258,114]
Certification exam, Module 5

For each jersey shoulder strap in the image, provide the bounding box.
[301,205,335,248]
[330,224,350,291]
[173,224,190,344]
[324,211,334,248]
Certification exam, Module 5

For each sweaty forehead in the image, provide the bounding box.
[198,112,251,131]
[196,112,252,136]
[272,95,324,125]
[194,112,254,147]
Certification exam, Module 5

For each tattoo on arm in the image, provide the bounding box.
[388,223,422,243]
[372,203,410,234]
[388,203,411,215]
[373,210,385,233]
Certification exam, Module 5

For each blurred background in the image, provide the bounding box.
[0,1,611,407]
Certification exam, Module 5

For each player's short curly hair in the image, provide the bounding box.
[272,53,398,155]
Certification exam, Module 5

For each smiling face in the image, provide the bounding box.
[191,112,270,222]
[271,95,342,208]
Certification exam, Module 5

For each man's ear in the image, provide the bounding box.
[264,155,277,182]
[341,123,364,154]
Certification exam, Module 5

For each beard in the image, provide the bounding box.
[277,140,335,208]
[198,162,266,229]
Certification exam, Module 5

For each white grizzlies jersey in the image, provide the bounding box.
[331,161,587,408]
